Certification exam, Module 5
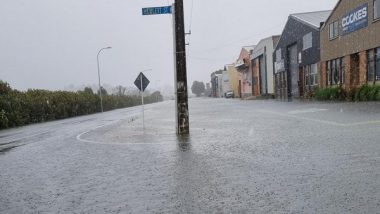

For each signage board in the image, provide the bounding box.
[341,3,368,35]
[134,72,150,92]
[142,6,172,16]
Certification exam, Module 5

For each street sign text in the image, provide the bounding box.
[142,6,172,16]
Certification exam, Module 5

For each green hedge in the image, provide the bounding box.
[315,87,347,101]
[354,84,380,101]
[0,80,163,129]
[315,85,380,102]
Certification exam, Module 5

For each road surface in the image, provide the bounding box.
[1,98,380,213]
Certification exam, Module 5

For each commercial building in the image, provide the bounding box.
[320,0,380,91]
[251,36,280,96]
[274,11,331,100]
[235,46,255,98]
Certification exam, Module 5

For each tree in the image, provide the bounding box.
[98,87,108,96]
[83,87,94,94]
[114,85,126,96]
[191,81,205,97]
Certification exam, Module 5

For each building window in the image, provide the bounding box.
[332,60,337,85]
[310,64,318,86]
[327,58,345,86]
[329,21,339,40]
[341,58,346,84]
[376,48,380,81]
[305,64,318,86]
[303,32,313,51]
[327,61,331,85]
[375,0,380,20]
[368,50,375,82]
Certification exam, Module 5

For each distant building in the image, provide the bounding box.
[205,83,211,97]
[235,46,255,98]
[211,70,223,97]
[320,0,380,91]
[222,69,231,97]
[274,10,331,100]
[251,36,280,96]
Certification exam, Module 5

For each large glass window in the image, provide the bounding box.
[332,59,338,85]
[304,64,318,86]
[329,21,339,40]
[376,48,380,81]
[375,0,380,20]
[341,58,346,84]
[368,50,375,82]
[327,61,331,85]
[336,58,341,85]
[327,58,345,86]
[311,64,318,85]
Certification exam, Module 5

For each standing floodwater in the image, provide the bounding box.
[1,99,380,213]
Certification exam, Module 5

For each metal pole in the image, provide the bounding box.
[174,0,189,135]
[97,51,103,113]
[140,73,145,130]
[97,47,112,113]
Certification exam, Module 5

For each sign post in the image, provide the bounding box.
[134,72,150,130]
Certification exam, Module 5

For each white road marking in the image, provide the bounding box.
[287,108,328,115]
[76,118,171,146]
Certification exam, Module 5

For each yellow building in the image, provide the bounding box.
[225,64,240,98]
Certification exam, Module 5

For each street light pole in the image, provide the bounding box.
[97,47,112,113]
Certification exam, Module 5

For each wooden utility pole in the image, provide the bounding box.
[173,0,190,135]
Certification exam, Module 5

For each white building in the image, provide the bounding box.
[251,36,280,96]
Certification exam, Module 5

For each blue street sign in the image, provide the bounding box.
[142,6,172,16]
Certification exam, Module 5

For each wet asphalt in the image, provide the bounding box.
[1,98,380,213]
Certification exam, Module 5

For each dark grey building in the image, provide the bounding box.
[274,11,331,100]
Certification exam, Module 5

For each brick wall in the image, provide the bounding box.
[359,51,367,85]
[344,55,351,91]
[320,61,327,88]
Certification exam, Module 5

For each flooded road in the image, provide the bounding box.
[1,98,380,213]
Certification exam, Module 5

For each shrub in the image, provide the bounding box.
[354,85,380,102]
[315,87,346,101]
[369,85,380,101]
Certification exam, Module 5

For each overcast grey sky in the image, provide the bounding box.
[0,0,338,91]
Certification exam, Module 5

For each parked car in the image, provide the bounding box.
[225,91,234,98]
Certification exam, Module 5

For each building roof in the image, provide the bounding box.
[242,45,256,53]
[290,10,332,30]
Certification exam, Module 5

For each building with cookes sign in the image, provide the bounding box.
[273,11,331,101]
[320,0,380,92]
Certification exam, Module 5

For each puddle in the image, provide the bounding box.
[0,140,24,154]
[0,145,22,154]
